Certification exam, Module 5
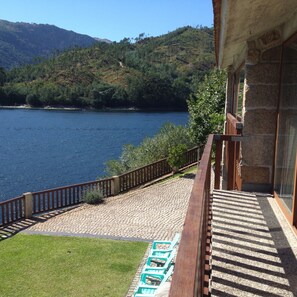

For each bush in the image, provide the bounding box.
[26,94,43,107]
[83,190,105,205]
[167,144,187,172]
[105,123,196,176]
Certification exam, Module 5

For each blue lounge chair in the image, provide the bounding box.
[143,249,176,274]
[134,265,174,297]
[139,271,165,286]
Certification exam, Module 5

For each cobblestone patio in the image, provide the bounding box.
[22,174,195,241]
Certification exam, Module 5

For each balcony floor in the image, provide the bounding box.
[211,190,297,297]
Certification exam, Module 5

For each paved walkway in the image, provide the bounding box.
[211,190,297,297]
[23,174,195,241]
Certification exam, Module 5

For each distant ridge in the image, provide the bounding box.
[0,19,110,69]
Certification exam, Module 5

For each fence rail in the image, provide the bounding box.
[0,146,199,227]
[119,159,172,192]
[119,146,198,193]
[0,196,25,226]
[32,178,113,214]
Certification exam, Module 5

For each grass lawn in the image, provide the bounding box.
[0,234,148,297]
[158,165,197,184]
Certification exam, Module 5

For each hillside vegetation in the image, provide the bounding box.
[0,19,101,69]
[0,26,215,110]
[106,69,226,175]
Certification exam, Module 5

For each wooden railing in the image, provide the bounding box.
[169,133,243,296]
[119,146,199,193]
[0,146,199,227]
[32,178,113,214]
[169,135,213,297]
[119,159,172,192]
[225,113,243,190]
[0,196,25,226]
[183,146,201,167]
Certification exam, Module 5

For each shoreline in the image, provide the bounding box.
[0,105,139,112]
[0,105,82,111]
[0,105,187,112]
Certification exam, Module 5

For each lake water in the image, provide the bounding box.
[0,109,188,202]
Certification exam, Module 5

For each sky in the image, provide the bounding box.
[0,0,213,42]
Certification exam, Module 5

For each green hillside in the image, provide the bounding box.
[0,26,215,110]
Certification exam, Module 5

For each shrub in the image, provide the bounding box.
[26,94,43,107]
[83,190,105,205]
[167,144,187,173]
[105,123,195,176]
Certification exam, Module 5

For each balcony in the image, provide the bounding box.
[169,133,297,296]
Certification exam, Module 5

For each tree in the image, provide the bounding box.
[188,69,226,145]
[0,67,6,86]
[26,94,43,107]
[105,123,195,176]
[167,144,187,173]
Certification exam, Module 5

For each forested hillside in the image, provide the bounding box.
[0,26,215,110]
[0,19,101,69]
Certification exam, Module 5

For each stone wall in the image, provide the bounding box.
[240,44,282,192]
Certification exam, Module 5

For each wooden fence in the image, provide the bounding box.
[0,195,25,226]
[32,178,113,215]
[119,159,171,192]
[0,146,199,227]
[119,146,199,192]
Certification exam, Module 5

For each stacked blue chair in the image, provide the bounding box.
[134,265,174,297]
[133,234,180,297]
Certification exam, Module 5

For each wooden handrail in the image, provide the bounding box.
[169,135,213,297]
[169,133,244,296]
[226,112,243,134]
[31,179,113,193]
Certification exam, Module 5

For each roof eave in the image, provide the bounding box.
[213,0,221,67]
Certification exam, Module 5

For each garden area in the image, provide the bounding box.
[0,234,148,297]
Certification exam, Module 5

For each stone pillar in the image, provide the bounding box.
[240,38,282,192]
[112,176,120,195]
[24,192,33,219]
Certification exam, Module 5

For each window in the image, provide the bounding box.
[274,36,297,215]
[232,67,245,119]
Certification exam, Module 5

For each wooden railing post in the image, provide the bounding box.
[24,192,33,219]
[215,138,222,189]
[227,140,235,190]
[112,176,120,195]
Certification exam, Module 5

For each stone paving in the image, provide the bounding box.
[23,174,195,241]
[211,190,297,297]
